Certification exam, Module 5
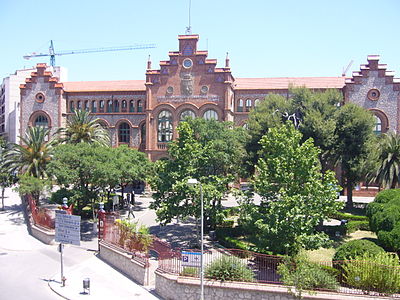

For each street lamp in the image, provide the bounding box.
[187,178,204,300]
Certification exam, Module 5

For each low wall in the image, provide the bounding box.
[99,240,149,286]
[155,271,383,300]
[30,224,55,245]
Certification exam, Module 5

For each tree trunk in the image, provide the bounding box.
[1,187,5,210]
[346,181,353,209]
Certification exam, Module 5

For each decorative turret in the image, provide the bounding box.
[225,52,230,69]
[147,55,152,70]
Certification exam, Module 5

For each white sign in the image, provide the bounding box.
[182,251,201,267]
[55,210,81,246]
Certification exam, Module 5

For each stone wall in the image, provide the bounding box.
[99,240,149,285]
[30,224,55,245]
[155,270,380,300]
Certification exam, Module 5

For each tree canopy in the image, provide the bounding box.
[240,125,342,255]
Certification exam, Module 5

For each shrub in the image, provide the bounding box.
[205,255,254,282]
[374,189,400,204]
[333,239,384,262]
[221,218,234,228]
[370,205,400,233]
[330,211,368,222]
[377,223,400,252]
[218,236,250,251]
[50,188,76,205]
[343,252,400,295]
[181,267,198,277]
[345,220,370,234]
[366,202,385,220]
[277,255,338,298]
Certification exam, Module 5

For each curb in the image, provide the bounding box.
[48,278,70,300]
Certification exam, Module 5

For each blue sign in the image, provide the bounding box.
[182,251,201,267]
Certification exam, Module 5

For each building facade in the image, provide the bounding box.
[14,34,400,160]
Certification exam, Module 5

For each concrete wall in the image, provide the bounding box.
[30,224,55,245]
[154,271,379,300]
[99,241,149,286]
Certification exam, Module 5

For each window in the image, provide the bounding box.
[84,100,89,111]
[238,99,243,112]
[122,100,127,112]
[245,99,252,112]
[70,101,74,112]
[158,110,173,142]
[107,100,113,113]
[182,44,194,56]
[368,89,380,101]
[99,100,105,112]
[35,93,45,103]
[77,101,81,110]
[114,100,119,112]
[203,109,218,121]
[373,115,382,135]
[129,100,135,112]
[254,99,260,107]
[180,110,195,121]
[137,100,143,112]
[34,115,48,128]
[91,101,97,113]
[118,122,130,143]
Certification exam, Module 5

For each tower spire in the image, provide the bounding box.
[225,52,230,68]
[147,55,152,70]
[185,0,192,34]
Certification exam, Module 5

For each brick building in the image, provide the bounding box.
[16,34,400,160]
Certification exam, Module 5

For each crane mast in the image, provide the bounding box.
[23,40,156,67]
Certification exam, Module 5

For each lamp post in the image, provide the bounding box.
[187,178,204,300]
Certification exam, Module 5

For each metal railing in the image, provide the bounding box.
[26,194,55,230]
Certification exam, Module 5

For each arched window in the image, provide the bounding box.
[137,100,143,112]
[373,115,382,135]
[129,100,135,112]
[122,100,127,112]
[77,101,81,110]
[158,110,173,142]
[91,101,97,113]
[84,100,89,111]
[99,100,105,112]
[107,100,113,113]
[118,122,130,143]
[203,109,218,121]
[70,101,74,112]
[114,100,119,112]
[34,115,48,128]
[245,99,252,112]
[180,110,196,121]
[254,99,260,107]
[140,123,146,145]
[243,123,249,130]
[238,99,243,112]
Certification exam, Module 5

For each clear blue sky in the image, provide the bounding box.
[1,0,399,82]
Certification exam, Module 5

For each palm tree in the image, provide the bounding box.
[368,132,400,189]
[56,110,110,146]
[4,126,53,179]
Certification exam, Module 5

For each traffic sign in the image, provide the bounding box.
[182,251,201,267]
[55,210,81,246]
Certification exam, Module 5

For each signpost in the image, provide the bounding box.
[55,210,81,286]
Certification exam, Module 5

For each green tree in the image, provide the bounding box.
[150,118,246,232]
[334,103,375,207]
[368,132,400,189]
[4,126,53,178]
[56,109,110,146]
[240,125,342,255]
[0,138,16,210]
[14,174,50,204]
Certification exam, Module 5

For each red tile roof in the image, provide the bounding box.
[63,80,145,92]
[234,77,346,90]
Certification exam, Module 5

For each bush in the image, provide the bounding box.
[277,255,338,298]
[218,236,250,251]
[377,223,400,251]
[345,220,370,233]
[333,239,384,262]
[220,218,234,228]
[330,211,368,222]
[50,188,76,205]
[374,189,400,204]
[370,205,400,233]
[181,267,198,277]
[205,255,254,282]
[343,252,400,295]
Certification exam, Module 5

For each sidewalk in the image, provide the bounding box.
[48,254,160,300]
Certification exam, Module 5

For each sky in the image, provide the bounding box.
[1,0,399,82]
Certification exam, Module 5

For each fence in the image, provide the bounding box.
[26,194,55,230]
[157,247,400,298]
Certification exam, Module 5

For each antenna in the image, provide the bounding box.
[342,60,354,77]
[185,0,192,34]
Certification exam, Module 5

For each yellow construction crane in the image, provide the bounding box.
[23,40,156,67]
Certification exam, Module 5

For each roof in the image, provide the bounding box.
[63,80,145,92]
[234,77,346,90]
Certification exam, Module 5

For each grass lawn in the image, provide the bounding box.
[305,230,378,263]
